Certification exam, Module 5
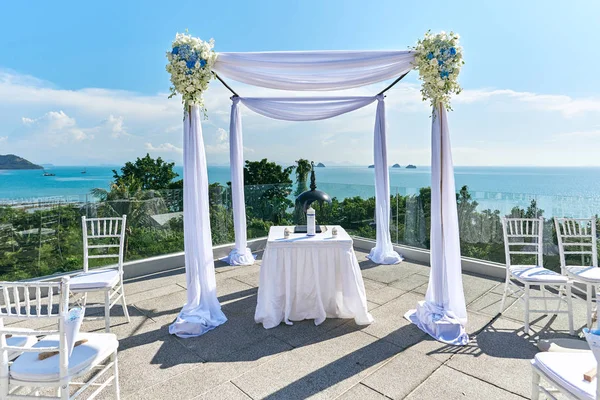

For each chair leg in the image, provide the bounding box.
[112,351,120,400]
[531,367,541,400]
[120,283,130,323]
[566,284,574,336]
[105,290,111,333]
[541,285,548,313]
[524,284,530,335]
[499,277,510,315]
[587,284,593,329]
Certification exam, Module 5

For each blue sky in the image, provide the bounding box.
[1,0,599,166]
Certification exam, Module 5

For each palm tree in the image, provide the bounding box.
[294,159,312,196]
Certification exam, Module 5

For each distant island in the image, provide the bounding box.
[392,163,401,168]
[315,162,325,168]
[406,164,417,169]
[0,154,43,170]
[368,165,375,168]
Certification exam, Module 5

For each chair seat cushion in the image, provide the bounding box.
[509,265,568,283]
[566,266,600,283]
[6,330,38,361]
[70,269,120,291]
[533,351,597,400]
[10,332,118,383]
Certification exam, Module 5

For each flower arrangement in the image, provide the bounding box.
[166,32,217,116]
[413,31,464,110]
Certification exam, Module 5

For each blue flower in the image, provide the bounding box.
[438,59,444,66]
[426,52,434,60]
[171,46,180,55]
[440,70,450,79]
[449,47,457,56]
[186,60,196,69]
[199,59,207,68]
[440,48,446,55]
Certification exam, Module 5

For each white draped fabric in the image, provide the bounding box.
[214,51,416,91]
[255,226,373,329]
[226,97,254,266]
[240,96,377,121]
[368,96,403,264]
[225,95,401,266]
[175,47,466,342]
[169,106,227,338]
[405,104,468,345]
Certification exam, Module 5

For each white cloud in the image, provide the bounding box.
[144,142,182,154]
[21,111,92,142]
[1,68,599,166]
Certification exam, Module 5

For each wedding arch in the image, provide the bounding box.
[165,32,468,345]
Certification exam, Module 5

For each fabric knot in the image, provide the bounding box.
[231,96,241,104]
[376,94,384,102]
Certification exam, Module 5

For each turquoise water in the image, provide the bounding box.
[2,165,600,216]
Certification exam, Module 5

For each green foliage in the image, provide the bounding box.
[2,157,598,281]
[112,153,178,190]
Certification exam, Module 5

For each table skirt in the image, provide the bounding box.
[255,244,373,329]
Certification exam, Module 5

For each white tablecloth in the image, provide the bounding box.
[255,226,374,329]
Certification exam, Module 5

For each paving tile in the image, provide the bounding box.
[127,336,291,400]
[361,348,442,399]
[470,288,588,335]
[361,292,429,349]
[405,365,524,400]
[192,382,251,400]
[389,273,429,292]
[461,273,502,305]
[360,263,428,284]
[232,327,401,400]
[268,317,351,348]
[113,327,203,395]
[445,317,539,398]
[337,383,388,399]
[174,310,272,362]
[365,284,405,305]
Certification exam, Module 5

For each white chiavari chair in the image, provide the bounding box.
[70,216,130,332]
[555,217,599,328]
[499,217,574,335]
[0,277,120,399]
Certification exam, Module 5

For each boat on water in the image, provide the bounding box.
[43,172,55,176]
[81,168,87,174]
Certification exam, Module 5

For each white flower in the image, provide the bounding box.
[166,32,217,117]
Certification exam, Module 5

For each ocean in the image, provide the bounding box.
[1,165,600,217]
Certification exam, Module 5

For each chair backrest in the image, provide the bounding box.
[554,217,598,272]
[501,217,544,269]
[82,215,127,273]
[0,278,70,390]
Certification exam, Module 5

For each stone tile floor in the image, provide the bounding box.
[9,250,590,399]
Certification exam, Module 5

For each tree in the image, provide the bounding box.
[112,153,178,190]
[243,159,295,224]
[294,159,312,196]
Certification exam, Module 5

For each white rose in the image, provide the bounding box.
[429,58,438,66]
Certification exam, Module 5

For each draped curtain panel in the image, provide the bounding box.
[368,95,403,264]
[226,97,255,265]
[405,104,468,345]
[214,51,416,91]
[225,95,401,266]
[169,106,227,338]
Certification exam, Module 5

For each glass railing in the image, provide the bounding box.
[1,182,598,280]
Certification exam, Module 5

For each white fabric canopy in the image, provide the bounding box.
[405,104,468,345]
[225,95,401,267]
[214,51,416,91]
[169,106,227,338]
[175,47,466,342]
